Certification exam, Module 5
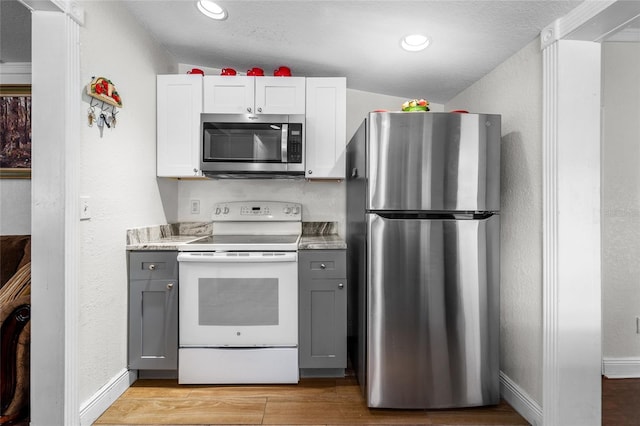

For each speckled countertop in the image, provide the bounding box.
[298,222,346,250]
[126,222,212,251]
[126,221,345,251]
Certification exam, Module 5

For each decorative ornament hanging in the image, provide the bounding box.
[86,76,122,108]
[85,76,122,136]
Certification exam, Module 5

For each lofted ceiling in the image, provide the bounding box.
[123,0,585,103]
[4,1,639,103]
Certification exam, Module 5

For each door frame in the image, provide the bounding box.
[540,1,640,425]
[21,0,83,425]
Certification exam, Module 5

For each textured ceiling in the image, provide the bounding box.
[123,0,584,103]
[1,0,611,103]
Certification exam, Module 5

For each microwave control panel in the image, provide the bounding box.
[288,123,303,163]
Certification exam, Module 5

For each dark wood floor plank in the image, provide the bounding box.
[602,377,640,425]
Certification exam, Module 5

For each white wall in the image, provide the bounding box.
[0,63,31,235]
[446,38,543,404]
[77,1,176,405]
[175,88,434,234]
[602,42,640,361]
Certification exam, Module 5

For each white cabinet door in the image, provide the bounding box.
[203,76,255,114]
[305,77,346,179]
[204,76,305,115]
[255,77,306,115]
[157,75,203,177]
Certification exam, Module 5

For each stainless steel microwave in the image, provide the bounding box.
[200,113,305,178]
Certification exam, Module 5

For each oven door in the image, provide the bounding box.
[177,251,298,347]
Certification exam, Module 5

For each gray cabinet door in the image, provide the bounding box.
[128,251,178,370]
[299,250,347,369]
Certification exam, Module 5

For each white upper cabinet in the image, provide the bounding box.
[202,76,255,114]
[255,77,306,115]
[157,74,203,177]
[305,77,347,180]
[203,76,305,115]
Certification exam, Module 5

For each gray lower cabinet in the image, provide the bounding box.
[128,251,178,371]
[298,250,347,375]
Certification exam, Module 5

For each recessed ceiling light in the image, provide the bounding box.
[401,34,430,52]
[197,0,228,20]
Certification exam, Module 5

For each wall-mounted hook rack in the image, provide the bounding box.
[85,76,123,136]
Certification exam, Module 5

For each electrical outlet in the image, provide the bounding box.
[190,199,200,214]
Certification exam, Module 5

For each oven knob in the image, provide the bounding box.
[223,207,230,214]
[215,207,221,215]
[283,207,292,214]
[293,206,300,215]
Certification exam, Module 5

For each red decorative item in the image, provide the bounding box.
[247,67,264,76]
[221,68,236,76]
[86,76,123,108]
[274,66,292,77]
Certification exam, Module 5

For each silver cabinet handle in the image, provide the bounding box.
[148,264,156,270]
[320,263,326,269]
[308,170,313,175]
[247,107,252,113]
[167,283,174,290]
[338,283,344,289]
[257,107,262,113]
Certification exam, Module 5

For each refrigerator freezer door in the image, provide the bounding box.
[365,213,500,409]
[367,112,501,212]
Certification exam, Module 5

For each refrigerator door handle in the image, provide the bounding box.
[371,211,497,220]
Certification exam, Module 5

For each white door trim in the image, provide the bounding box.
[26,0,82,424]
[540,1,640,424]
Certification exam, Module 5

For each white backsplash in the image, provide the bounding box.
[177,179,346,237]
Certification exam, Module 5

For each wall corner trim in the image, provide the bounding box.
[500,371,542,426]
[540,0,617,49]
[602,357,640,379]
[19,0,84,25]
[79,369,137,426]
[0,62,32,75]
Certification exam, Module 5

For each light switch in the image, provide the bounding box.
[80,196,91,220]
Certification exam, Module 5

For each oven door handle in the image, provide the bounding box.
[177,252,297,263]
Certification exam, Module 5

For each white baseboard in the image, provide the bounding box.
[602,357,640,378]
[79,368,137,426]
[500,370,542,426]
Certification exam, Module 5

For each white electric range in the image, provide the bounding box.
[177,201,302,384]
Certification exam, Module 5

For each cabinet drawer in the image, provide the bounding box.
[299,250,346,279]
[129,251,178,280]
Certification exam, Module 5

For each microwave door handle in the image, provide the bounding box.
[281,124,288,163]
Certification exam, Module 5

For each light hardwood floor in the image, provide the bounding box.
[94,375,530,425]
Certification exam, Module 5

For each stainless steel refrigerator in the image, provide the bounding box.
[346,111,501,409]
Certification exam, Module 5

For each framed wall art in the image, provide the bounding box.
[0,85,31,179]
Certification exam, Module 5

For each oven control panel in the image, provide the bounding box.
[213,201,302,221]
